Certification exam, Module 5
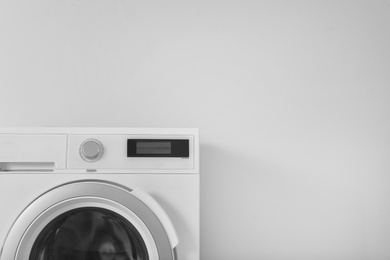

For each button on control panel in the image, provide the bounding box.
[80,139,104,162]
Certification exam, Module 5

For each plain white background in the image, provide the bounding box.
[1,1,390,259]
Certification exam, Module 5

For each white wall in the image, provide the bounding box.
[1,1,390,259]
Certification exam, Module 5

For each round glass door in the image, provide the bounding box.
[29,208,148,260]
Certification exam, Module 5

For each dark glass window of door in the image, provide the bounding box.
[29,208,149,260]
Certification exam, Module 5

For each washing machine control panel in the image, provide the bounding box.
[67,133,197,172]
[0,129,199,173]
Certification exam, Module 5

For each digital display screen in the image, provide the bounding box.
[136,142,171,155]
[127,139,189,158]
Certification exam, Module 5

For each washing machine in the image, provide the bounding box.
[0,128,199,260]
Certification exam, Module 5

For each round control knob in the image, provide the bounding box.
[80,139,104,162]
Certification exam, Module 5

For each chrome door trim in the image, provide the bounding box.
[1,180,176,260]
[17,197,159,260]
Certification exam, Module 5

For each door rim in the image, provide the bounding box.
[1,180,176,260]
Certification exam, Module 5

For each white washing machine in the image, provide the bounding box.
[0,128,199,260]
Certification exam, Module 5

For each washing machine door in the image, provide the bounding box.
[0,181,178,260]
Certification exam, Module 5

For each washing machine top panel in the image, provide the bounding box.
[0,128,199,174]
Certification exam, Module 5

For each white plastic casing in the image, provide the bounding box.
[0,128,200,260]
